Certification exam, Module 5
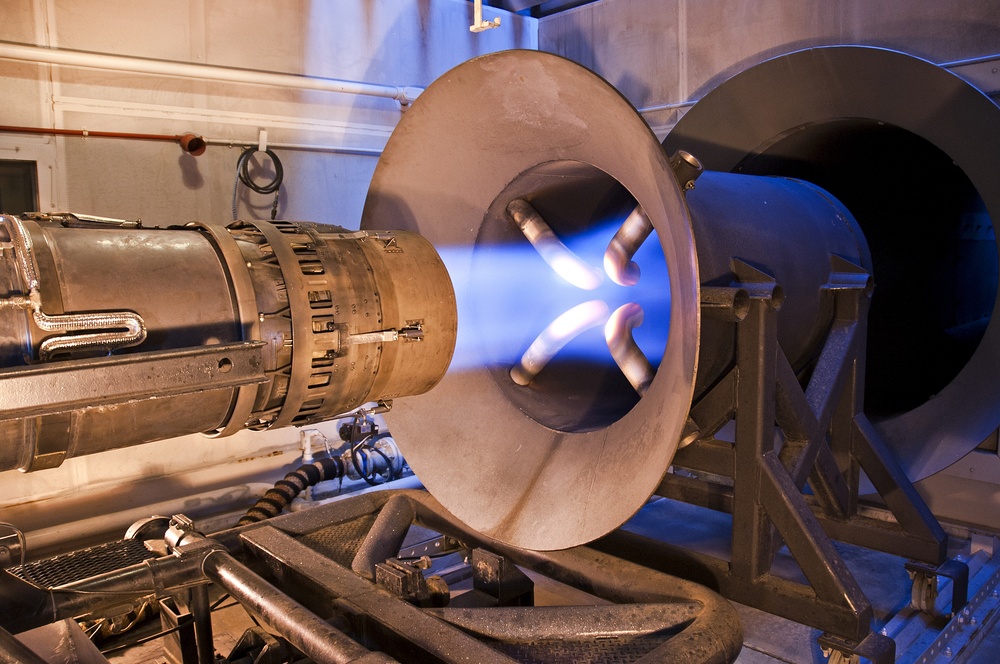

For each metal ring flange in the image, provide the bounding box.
[362,50,700,550]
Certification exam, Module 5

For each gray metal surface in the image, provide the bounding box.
[429,604,695,663]
[0,342,265,421]
[241,525,520,664]
[537,0,1000,118]
[663,46,1000,488]
[0,625,51,664]
[684,172,870,399]
[203,547,393,664]
[236,489,742,663]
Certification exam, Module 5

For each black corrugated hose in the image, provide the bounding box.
[237,457,344,526]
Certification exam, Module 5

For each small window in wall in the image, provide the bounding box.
[0,160,39,215]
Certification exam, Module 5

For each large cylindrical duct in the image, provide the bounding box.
[0,215,456,471]
[361,50,876,550]
[663,46,1000,487]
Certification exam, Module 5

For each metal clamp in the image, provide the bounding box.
[907,559,970,616]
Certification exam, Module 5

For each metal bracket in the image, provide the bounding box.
[818,631,895,664]
[907,559,970,616]
[375,557,449,608]
[469,0,501,32]
[0,342,266,422]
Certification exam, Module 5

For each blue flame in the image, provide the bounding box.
[439,219,672,374]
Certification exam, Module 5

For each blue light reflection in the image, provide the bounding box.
[439,220,672,375]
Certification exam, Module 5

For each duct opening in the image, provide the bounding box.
[470,160,672,433]
[735,119,997,419]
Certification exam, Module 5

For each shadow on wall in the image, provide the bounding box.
[178,152,205,191]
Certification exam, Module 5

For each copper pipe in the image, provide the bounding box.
[0,125,206,155]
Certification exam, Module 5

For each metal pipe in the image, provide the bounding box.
[0,218,456,472]
[603,205,652,286]
[637,99,698,114]
[940,53,1000,68]
[190,583,214,664]
[604,303,654,396]
[0,125,205,154]
[201,549,384,664]
[16,484,274,557]
[603,154,699,286]
[0,214,148,360]
[506,198,604,290]
[350,494,415,581]
[2,219,146,360]
[0,125,376,157]
[34,308,147,360]
[0,41,422,106]
[38,552,208,630]
[205,137,382,156]
[404,490,744,664]
[2,215,38,289]
[509,300,610,386]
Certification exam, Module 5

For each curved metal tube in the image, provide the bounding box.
[202,549,384,664]
[34,309,147,360]
[506,199,604,291]
[510,300,610,386]
[1,215,39,290]
[405,490,743,664]
[605,303,655,396]
[603,205,653,286]
[1,215,147,360]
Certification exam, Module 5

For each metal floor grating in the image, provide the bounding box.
[9,539,157,588]
[295,513,379,567]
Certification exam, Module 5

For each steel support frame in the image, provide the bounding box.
[224,490,744,664]
[650,265,945,654]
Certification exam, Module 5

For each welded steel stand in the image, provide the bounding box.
[607,259,948,663]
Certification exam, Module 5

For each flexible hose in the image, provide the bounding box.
[231,147,283,221]
[350,431,399,486]
[237,457,344,526]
